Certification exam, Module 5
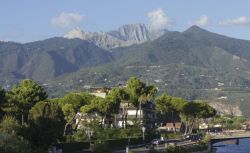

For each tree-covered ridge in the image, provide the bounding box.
[0,37,113,83]
[44,26,250,116]
[2,26,250,116]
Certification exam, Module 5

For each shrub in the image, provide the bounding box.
[91,141,111,153]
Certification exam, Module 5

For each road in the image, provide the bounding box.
[211,131,250,139]
[113,140,197,153]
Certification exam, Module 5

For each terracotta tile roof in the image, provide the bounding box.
[165,122,182,129]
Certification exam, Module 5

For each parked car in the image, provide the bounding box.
[151,139,164,145]
[184,134,202,141]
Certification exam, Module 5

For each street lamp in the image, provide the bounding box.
[85,129,93,146]
[142,126,146,145]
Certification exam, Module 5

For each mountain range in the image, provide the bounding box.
[64,23,166,49]
[1,24,250,116]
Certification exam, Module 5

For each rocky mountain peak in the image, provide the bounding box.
[64,23,166,49]
[108,23,151,42]
[64,28,103,40]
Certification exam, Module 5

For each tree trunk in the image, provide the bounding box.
[135,107,139,119]
[172,111,176,133]
[21,113,24,125]
[139,101,142,124]
[189,118,195,134]
[184,116,189,135]
[103,114,107,128]
[122,105,125,128]
[125,113,128,128]
[188,122,193,134]
[101,116,104,128]
[113,114,117,128]
[173,122,177,134]
[63,123,70,136]
[121,114,124,128]
[121,106,124,128]
[65,114,80,135]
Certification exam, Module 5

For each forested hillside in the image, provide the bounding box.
[2,26,250,116]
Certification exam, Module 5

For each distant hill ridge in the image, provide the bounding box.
[0,38,113,82]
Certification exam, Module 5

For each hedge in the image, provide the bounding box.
[57,137,143,153]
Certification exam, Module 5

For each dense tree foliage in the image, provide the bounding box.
[126,77,157,119]
[0,86,6,116]
[156,94,187,133]
[195,101,217,119]
[80,88,123,128]
[59,92,93,111]
[62,104,75,123]
[0,116,31,153]
[10,79,48,124]
[0,86,5,103]
[156,93,172,114]
[0,77,219,152]
[51,92,95,135]
[156,93,216,134]
[105,88,123,114]
[27,101,65,152]
[211,115,246,130]
[182,101,217,134]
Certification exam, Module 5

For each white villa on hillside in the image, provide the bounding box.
[75,87,156,129]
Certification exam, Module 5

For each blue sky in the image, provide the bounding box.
[1,0,250,42]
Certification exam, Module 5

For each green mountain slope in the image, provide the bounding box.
[0,38,113,82]
[46,26,250,116]
[2,26,250,116]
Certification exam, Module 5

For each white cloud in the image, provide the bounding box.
[147,8,171,30]
[220,16,250,27]
[188,15,209,27]
[51,12,83,28]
